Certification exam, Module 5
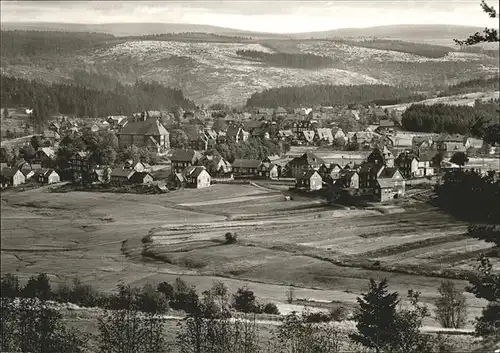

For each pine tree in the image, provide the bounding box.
[350,279,399,353]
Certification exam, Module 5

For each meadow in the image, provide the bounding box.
[1,183,493,329]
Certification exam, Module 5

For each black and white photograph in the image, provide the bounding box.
[0,0,499,352]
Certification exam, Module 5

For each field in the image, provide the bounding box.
[1,183,495,329]
[2,36,498,105]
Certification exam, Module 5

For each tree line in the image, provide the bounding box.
[2,253,498,353]
[0,30,115,58]
[333,39,451,58]
[438,76,500,97]
[1,75,195,127]
[245,84,425,108]
[236,50,335,69]
[401,101,499,138]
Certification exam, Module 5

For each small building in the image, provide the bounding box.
[367,146,395,168]
[295,170,323,191]
[90,167,112,184]
[200,154,232,177]
[374,167,406,202]
[34,169,60,184]
[110,169,135,185]
[14,159,32,175]
[288,152,326,178]
[226,125,249,143]
[116,118,170,153]
[336,170,359,189]
[34,147,57,168]
[315,128,334,145]
[435,134,469,157]
[183,166,211,188]
[129,171,154,185]
[232,159,262,177]
[123,160,147,172]
[170,149,203,174]
[395,151,435,179]
[0,167,26,187]
[376,119,395,134]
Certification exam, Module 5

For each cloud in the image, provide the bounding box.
[1,0,498,32]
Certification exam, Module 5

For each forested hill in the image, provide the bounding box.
[1,75,195,122]
[245,84,425,108]
[438,76,500,97]
[0,30,116,57]
[236,50,335,69]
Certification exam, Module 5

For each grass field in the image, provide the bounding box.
[1,183,494,329]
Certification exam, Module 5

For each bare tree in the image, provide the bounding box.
[435,280,468,329]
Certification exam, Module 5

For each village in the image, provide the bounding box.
[1,103,497,204]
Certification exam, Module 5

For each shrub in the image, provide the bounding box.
[286,286,295,304]
[262,302,280,315]
[157,281,174,300]
[224,232,238,244]
[233,286,258,313]
[303,311,332,323]
[22,273,52,300]
[435,280,467,329]
[136,283,169,313]
[329,306,349,321]
[1,273,21,298]
[170,278,200,314]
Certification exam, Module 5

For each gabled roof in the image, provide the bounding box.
[42,130,60,139]
[278,130,294,138]
[170,149,202,163]
[303,130,315,142]
[226,125,242,138]
[377,178,395,188]
[379,167,401,179]
[316,128,334,142]
[110,169,135,179]
[379,119,395,128]
[184,166,209,178]
[14,159,29,169]
[117,118,169,136]
[299,169,321,180]
[37,147,56,159]
[290,151,326,166]
[1,167,22,177]
[129,171,153,183]
[232,159,262,169]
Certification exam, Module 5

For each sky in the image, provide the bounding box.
[1,0,499,33]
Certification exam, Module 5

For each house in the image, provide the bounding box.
[336,170,359,189]
[367,147,395,168]
[184,126,209,151]
[295,170,323,191]
[226,125,249,143]
[275,107,288,117]
[435,134,469,157]
[14,159,32,175]
[48,122,60,133]
[123,160,147,172]
[260,158,280,179]
[288,152,326,178]
[292,121,317,137]
[182,166,211,188]
[110,169,136,185]
[116,118,170,153]
[374,167,406,202]
[199,154,232,177]
[375,119,395,134]
[129,171,154,185]
[231,159,262,177]
[33,147,56,168]
[385,134,413,151]
[42,130,60,142]
[395,151,435,179]
[321,164,343,182]
[331,127,347,143]
[412,136,434,154]
[70,151,92,177]
[0,167,26,187]
[170,149,203,174]
[302,130,315,144]
[277,130,294,141]
[315,128,334,145]
[90,166,112,184]
[34,169,60,184]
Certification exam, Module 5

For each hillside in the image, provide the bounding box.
[1,30,498,106]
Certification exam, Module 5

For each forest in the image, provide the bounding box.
[333,39,452,58]
[0,30,116,57]
[401,101,499,137]
[245,84,425,108]
[236,50,335,69]
[0,75,195,127]
[438,76,500,96]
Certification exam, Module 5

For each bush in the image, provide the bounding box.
[233,286,258,313]
[22,273,52,300]
[262,302,280,315]
[1,273,21,298]
[157,281,174,300]
[303,311,332,323]
[224,232,238,244]
[435,280,467,329]
[329,306,349,321]
[169,278,200,314]
[136,283,169,313]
